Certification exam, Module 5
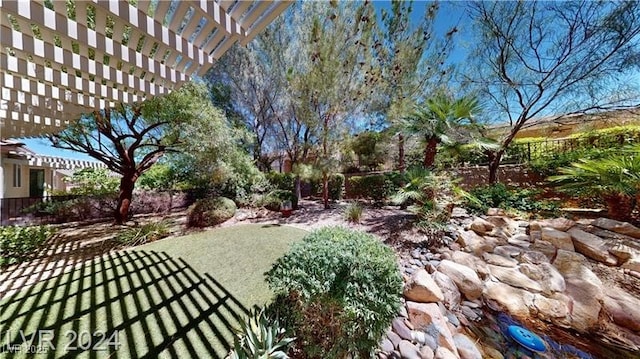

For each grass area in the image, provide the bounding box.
[0,224,307,359]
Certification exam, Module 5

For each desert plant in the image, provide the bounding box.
[187,197,237,227]
[465,183,558,217]
[0,225,55,266]
[115,222,170,246]
[228,307,296,359]
[260,190,298,211]
[550,150,640,221]
[265,227,402,358]
[328,174,344,201]
[343,202,363,223]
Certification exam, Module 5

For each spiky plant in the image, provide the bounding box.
[228,307,295,359]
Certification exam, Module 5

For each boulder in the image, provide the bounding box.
[539,218,576,232]
[419,347,435,359]
[567,227,618,265]
[603,286,640,332]
[432,271,461,309]
[487,208,505,216]
[532,294,569,321]
[406,301,458,355]
[608,243,636,262]
[392,317,413,341]
[470,217,495,235]
[592,218,640,239]
[482,252,518,267]
[483,281,534,318]
[518,250,550,265]
[438,260,484,300]
[451,251,490,279]
[487,264,543,293]
[508,233,531,248]
[398,340,421,359]
[622,256,640,272]
[435,347,459,359]
[381,338,394,352]
[519,262,566,294]
[493,245,523,258]
[541,227,574,251]
[404,269,445,303]
[453,333,483,359]
[387,331,402,348]
[531,239,558,261]
[457,230,497,255]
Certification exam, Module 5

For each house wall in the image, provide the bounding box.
[1,156,30,198]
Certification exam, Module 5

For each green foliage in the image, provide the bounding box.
[350,131,387,171]
[466,183,559,216]
[266,172,296,192]
[187,197,237,227]
[260,190,298,211]
[66,168,118,196]
[528,147,615,176]
[115,222,170,247]
[343,202,364,223]
[328,173,344,201]
[266,227,402,358]
[0,225,55,266]
[229,307,296,359]
[347,172,404,204]
[138,164,179,191]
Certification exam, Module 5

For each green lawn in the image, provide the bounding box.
[0,224,307,359]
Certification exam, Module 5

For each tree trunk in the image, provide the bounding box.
[423,137,439,169]
[322,172,329,210]
[115,173,137,224]
[487,150,503,184]
[398,133,405,174]
[294,175,301,209]
[604,193,636,222]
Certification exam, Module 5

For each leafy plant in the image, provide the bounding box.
[550,148,640,221]
[328,173,344,201]
[343,202,363,223]
[187,197,237,227]
[0,225,55,266]
[115,222,169,246]
[228,307,296,359]
[465,183,559,217]
[265,227,402,358]
[66,168,119,196]
[260,190,298,211]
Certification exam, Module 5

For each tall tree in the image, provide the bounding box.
[466,1,640,183]
[50,82,230,223]
[373,1,455,173]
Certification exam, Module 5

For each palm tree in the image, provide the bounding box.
[550,146,640,221]
[403,93,482,169]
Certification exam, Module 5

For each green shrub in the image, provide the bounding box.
[266,227,402,358]
[228,307,296,359]
[260,190,298,211]
[466,183,559,216]
[187,197,237,227]
[266,172,296,192]
[344,202,364,223]
[0,225,54,266]
[528,147,616,176]
[328,174,344,201]
[115,222,169,246]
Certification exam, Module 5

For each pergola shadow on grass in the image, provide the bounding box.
[0,224,307,358]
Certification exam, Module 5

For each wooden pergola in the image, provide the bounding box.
[1,0,291,139]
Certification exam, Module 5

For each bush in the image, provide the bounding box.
[328,174,344,201]
[115,222,170,246]
[266,227,402,358]
[266,172,296,192]
[260,190,298,211]
[0,225,55,266]
[228,307,296,359]
[344,202,363,223]
[466,183,559,216]
[348,174,391,203]
[187,197,237,227]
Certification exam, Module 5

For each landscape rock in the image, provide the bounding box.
[470,217,495,235]
[388,331,402,348]
[539,218,576,232]
[622,256,640,272]
[392,317,413,341]
[541,227,574,251]
[507,233,531,248]
[451,251,490,279]
[453,334,482,359]
[493,245,523,258]
[483,281,534,317]
[518,250,550,265]
[406,301,458,355]
[603,286,640,332]
[487,264,543,293]
[592,218,640,239]
[486,208,505,216]
[432,271,462,309]
[519,262,566,294]
[381,338,395,352]
[482,252,518,267]
[434,347,458,359]
[438,260,484,300]
[531,239,557,261]
[532,294,569,321]
[567,227,618,265]
[404,269,445,303]
[419,346,434,359]
[608,243,635,262]
[398,340,421,359]
[457,230,496,255]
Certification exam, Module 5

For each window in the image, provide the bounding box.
[13,164,21,187]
